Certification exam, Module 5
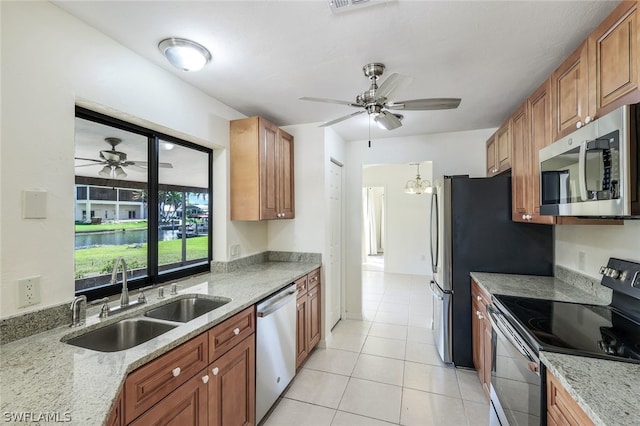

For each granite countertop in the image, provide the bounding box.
[470,271,611,305]
[471,271,638,426]
[541,352,640,426]
[0,261,319,425]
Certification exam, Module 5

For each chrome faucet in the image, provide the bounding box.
[111,257,129,307]
[70,295,87,327]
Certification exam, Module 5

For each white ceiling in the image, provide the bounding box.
[54,0,620,142]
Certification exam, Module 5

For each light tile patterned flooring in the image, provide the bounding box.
[261,270,490,426]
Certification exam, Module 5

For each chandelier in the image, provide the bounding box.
[404,163,432,195]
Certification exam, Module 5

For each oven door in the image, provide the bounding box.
[487,306,542,426]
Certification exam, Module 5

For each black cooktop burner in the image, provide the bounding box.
[494,294,640,363]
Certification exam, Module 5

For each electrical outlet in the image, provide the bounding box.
[18,276,41,307]
[229,244,241,258]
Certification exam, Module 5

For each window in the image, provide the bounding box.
[74,107,212,299]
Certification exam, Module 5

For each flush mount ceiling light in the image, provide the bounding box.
[405,163,432,195]
[158,38,211,72]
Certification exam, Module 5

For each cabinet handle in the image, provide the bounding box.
[576,121,583,129]
[212,367,219,376]
[172,367,181,377]
[233,327,240,336]
[202,375,209,384]
[476,310,484,320]
[476,295,482,301]
[584,116,592,124]
[297,303,300,308]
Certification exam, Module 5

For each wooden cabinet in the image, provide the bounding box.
[589,1,640,117]
[547,369,595,426]
[551,41,591,141]
[486,123,511,177]
[130,372,209,426]
[510,103,529,221]
[230,116,295,221]
[295,268,322,369]
[471,279,492,400]
[123,308,256,425]
[208,335,255,426]
[107,391,123,426]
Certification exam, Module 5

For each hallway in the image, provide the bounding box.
[262,270,489,425]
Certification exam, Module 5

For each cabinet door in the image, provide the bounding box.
[471,295,482,377]
[296,294,308,369]
[527,80,556,225]
[496,123,511,173]
[129,372,209,426]
[481,314,492,399]
[552,41,590,141]
[547,370,595,426]
[511,104,529,222]
[209,335,255,426]
[278,129,295,219]
[259,118,280,220]
[106,391,123,426]
[307,282,321,350]
[486,136,497,176]
[590,1,640,114]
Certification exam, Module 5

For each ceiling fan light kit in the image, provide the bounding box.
[301,62,461,131]
[158,37,211,72]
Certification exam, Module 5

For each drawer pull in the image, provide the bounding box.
[477,295,482,301]
[233,327,240,336]
[202,375,209,384]
[212,367,219,376]
[172,367,181,377]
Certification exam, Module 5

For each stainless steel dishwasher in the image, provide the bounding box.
[255,284,297,423]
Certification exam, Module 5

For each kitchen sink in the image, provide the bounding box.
[64,318,178,352]
[144,296,231,323]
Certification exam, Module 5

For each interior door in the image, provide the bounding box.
[329,160,343,329]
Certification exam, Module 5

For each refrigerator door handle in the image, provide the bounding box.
[430,192,439,273]
[429,280,444,301]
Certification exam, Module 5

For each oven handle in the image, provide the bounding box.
[578,140,589,201]
[487,306,539,373]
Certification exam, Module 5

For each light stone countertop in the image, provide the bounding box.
[0,261,319,425]
[470,271,611,305]
[540,352,640,426]
[471,271,638,426]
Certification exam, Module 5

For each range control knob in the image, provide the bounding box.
[599,266,607,275]
[607,268,620,279]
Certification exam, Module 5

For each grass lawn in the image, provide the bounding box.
[75,221,148,233]
[75,236,208,278]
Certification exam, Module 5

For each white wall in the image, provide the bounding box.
[344,129,493,318]
[0,1,260,318]
[555,222,640,278]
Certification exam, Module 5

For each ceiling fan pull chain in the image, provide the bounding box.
[368,115,372,148]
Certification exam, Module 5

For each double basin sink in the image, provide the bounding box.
[63,296,230,352]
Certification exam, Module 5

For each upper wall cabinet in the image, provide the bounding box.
[486,122,511,177]
[230,116,295,221]
[551,41,591,141]
[589,1,640,116]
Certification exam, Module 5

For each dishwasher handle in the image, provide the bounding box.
[257,288,297,318]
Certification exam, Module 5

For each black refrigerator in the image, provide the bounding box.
[429,175,553,368]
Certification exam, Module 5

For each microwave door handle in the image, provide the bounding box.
[578,140,589,201]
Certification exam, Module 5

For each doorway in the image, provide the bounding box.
[328,159,344,329]
[362,186,385,272]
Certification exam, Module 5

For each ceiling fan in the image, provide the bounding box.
[300,63,461,130]
[75,137,173,178]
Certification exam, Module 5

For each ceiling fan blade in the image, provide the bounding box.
[75,163,103,168]
[375,111,403,130]
[130,161,174,169]
[320,110,366,127]
[386,98,461,111]
[75,157,103,163]
[125,164,147,172]
[300,97,362,108]
[375,73,413,101]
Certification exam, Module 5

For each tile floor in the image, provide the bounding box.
[261,270,490,426]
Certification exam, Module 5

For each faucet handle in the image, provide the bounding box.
[90,297,110,318]
[170,283,183,295]
[137,289,147,304]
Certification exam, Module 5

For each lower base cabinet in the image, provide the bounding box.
[547,370,594,426]
[121,308,256,426]
[295,268,322,369]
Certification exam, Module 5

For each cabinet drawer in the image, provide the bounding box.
[208,306,255,362]
[471,279,491,308]
[307,269,320,291]
[295,275,308,297]
[125,333,208,424]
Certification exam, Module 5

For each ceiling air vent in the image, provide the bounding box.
[328,0,394,14]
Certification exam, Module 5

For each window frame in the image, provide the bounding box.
[75,106,213,301]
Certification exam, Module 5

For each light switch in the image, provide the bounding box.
[22,190,47,219]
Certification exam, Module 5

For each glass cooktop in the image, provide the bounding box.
[494,295,640,363]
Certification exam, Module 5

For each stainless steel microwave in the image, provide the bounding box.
[539,103,639,217]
